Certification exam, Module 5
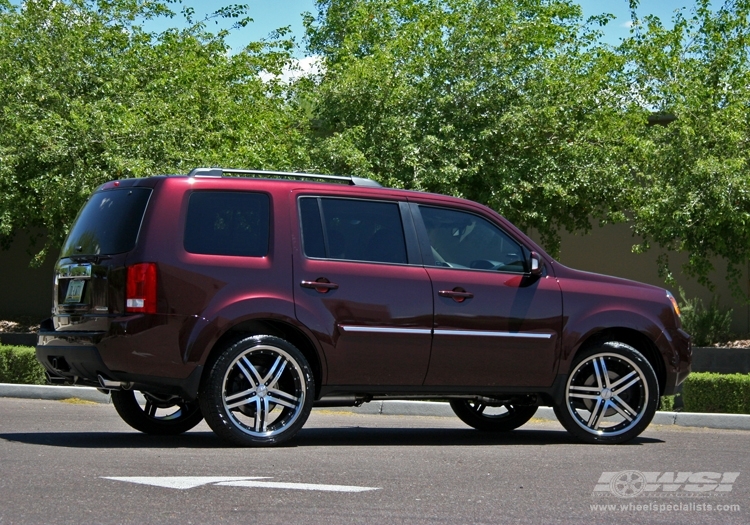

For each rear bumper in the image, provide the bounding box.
[36,319,203,400]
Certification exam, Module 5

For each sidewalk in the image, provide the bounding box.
[2,383,749,431]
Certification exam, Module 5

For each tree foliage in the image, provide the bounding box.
[303,0,635,254]
[621,0,750,298]
[0,0,306,261]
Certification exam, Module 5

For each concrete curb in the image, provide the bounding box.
[2,384,750,431]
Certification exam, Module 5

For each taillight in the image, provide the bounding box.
[126,263,157,313]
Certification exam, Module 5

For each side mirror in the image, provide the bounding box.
[529,252,544,277]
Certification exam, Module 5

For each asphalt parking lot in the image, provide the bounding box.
[0,397,748,525]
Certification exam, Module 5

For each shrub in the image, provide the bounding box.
[660,395,677,411]
[682,372,750,414]
[678,289,733,346]
[0,345,47,385]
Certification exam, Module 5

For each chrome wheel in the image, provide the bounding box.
[222,345,307,437]
[450,399,537,431]
[200,335,314,446]
[555,342,658,444]
[111,389,203,435]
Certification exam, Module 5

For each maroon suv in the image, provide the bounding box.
[36,168,691,446]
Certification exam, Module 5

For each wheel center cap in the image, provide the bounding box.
[257,385,268,398]
[601,388,613,400]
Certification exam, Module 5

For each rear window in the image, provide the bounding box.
[184,191,270,256]
[61,188,152,257]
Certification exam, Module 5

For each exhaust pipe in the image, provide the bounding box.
[98,374,133,391]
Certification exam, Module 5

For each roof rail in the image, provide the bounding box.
[187,167,383,188]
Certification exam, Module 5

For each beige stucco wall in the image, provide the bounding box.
[531,222,749,336]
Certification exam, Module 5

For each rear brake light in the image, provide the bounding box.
[126,263,157,314]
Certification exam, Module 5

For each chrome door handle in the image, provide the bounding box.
[300,280,339,293]
[438,289,473,303]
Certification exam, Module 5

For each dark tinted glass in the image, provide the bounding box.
[420,206,526,272]
[313,198,407,264]
[61,188,152,257]
[299,198,326,258]
[184,191,270,256]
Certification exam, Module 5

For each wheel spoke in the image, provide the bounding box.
[145,400,157,417]
[597,357,612,388]
[570,385,601,392]
[265,357,289,389]
[254,397,270,432]
[226,387,258,408]
[227,393,258,410]
[238,357,261,387]
[610,370,637,390]
[610,397,635,421]
[569,392,601,400]
[268,388,299,406]
[586,398,607,429]
[612,395,639,419]
[612,376,641,396]
[267,394,298,409]
[592,359,604,389]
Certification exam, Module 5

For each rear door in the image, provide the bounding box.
[291,192,433,386]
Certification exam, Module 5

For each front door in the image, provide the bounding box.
[292,193,433,386]
[414,204,563,387]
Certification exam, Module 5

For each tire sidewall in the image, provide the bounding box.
[111,389,204,435]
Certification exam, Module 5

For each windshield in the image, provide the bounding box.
[60,188,152,258]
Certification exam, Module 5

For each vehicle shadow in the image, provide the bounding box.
[0,427,663,449]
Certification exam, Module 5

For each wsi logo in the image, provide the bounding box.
[593,471,740,498]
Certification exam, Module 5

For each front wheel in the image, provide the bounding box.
[554,341,659,444]
[450,399,538,431]
[111,389,203,435]
[199,335,314,447]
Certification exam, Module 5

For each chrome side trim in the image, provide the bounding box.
[339,326,432,335]
[433,329,553,340]
[338,325,552,339]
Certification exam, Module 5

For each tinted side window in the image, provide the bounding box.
[300,197,408,264]
[419,206,526,273]
[184,191,270,256]
[61,188,152,257]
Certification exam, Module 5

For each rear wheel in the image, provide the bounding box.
[199,335,314,447]
[450,399,538,431]
[111,389,203,435]
[554,341,659,444]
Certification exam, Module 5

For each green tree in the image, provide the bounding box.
[620,0,750,299]
[303,0,634,254]
[0,0,306,262]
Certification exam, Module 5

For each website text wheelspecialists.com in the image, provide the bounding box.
[590,502,741,513]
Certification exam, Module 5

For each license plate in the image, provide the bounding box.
[64,279,85,303]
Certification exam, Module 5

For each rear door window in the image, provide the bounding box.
[299,197,408,264]
[184,191,270,256]
[61,188,152,257]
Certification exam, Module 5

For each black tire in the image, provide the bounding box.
[554,341,659,444]
[111,389,203,435]
[449,399,538,431]
[199,335,314,447]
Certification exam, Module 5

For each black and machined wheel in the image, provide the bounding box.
[554,341,659,444]
[450,399,538,432]
[199,335,315,447]
[111,389,204,435]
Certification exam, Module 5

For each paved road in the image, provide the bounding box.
[0,398,748,525]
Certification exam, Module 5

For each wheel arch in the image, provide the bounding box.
[201,319,324,399]
[572,328,666,397]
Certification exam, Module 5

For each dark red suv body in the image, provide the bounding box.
[37,169,691,445]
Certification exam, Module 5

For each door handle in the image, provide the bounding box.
[438,289,473,303]
[301,280,339,293]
